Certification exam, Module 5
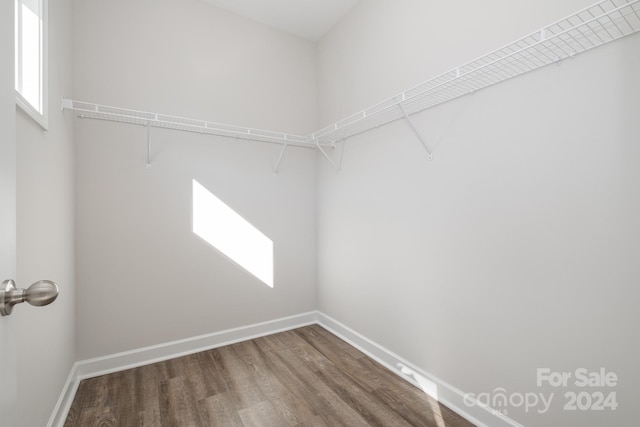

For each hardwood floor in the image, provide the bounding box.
[65,325,475,427]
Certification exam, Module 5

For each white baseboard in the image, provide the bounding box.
[316,312,523,427]
[48,310,520,427]
[46,363,79,427]
[72,311,318,380]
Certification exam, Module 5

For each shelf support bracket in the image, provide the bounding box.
[337,139,346,171]
[316,141,340,172]
[146,122,152,169]
[273,139,288,174]
[399,104,432,160]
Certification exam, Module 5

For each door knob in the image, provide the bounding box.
[0,279,59,316]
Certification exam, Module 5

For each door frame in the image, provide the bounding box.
[0,0,19,424]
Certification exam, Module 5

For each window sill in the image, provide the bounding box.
[16,92,48,131]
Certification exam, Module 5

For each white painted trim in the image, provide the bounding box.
[46,363,79,427]
[316,312,524,427]
[75,311,318,380]
[47,311,318,427]
[48,311,522,427]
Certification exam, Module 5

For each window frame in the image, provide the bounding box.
[15,0,48,130]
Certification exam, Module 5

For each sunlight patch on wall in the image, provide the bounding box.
[192,179,274,287]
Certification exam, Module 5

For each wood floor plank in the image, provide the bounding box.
[295,325,364,371]
[199,348,233,395]
[293,325,394,395]
[272,329,333,370]
[198,392,244,427]
[238,400,292,427]
[158,376,203,427]
[252,336,336,424]
[134,363,161,413]
[357,355,416,393]
[65,325,475,427]
[372,385,446,426]
[233,338,316,425]
[296,415,331,427]
[315,363,414,426]
[216,344,268,409]
[256,332,372,426]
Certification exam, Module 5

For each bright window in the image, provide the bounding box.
[15,0,47,129]
[192,179,274,287]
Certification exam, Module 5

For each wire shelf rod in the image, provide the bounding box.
[309,0,640,143]
[62,98,317,149]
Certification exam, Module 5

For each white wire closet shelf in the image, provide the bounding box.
[61,99,313,148]
[63,0,640,150]
[309,0,640,144]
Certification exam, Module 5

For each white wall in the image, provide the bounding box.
[67,0,639,425]
[317,1,640,426]
[15,0,76,426]
[74,0,318,359]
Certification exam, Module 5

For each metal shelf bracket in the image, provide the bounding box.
[316,140,341,172]
[399,104,433,160]
[273,139,288,174]
[146,122,152,169]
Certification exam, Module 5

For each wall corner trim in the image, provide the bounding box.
[48,311,521,427]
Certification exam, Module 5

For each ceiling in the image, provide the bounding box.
[200,0,359,41]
